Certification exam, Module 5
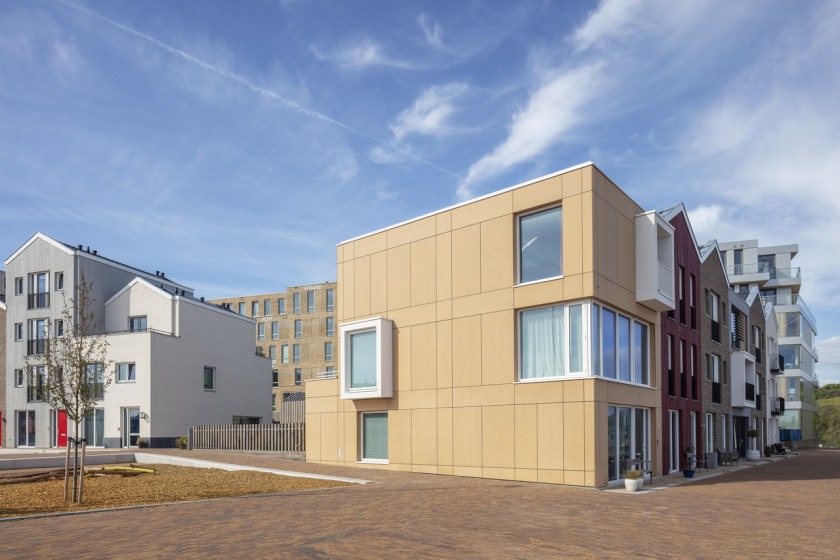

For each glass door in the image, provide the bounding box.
[17,411,36,447]
[85,408,105,447]
[122,407,140,447]
[669,410,680,472]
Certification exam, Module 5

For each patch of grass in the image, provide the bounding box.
[818,397,840,408]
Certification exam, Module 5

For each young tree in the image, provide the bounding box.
[24,272,111,502]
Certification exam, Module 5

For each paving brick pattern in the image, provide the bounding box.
[0,449,836,559]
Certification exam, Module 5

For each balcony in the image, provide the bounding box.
[745,382,755,402]
[28,292,50,309]
[732,335,746,351]
[712,381,722,404]
[27,339,48,356]
[727,263,800,280]
[762,294,817,331]
[771,353,785,374]
[635,211,675,312]
[771,397,785,416]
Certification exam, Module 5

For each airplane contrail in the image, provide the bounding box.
[57,0,464,181]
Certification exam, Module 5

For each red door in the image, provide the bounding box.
[58,410,68,447]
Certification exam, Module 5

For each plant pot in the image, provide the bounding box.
[746,450,761,461]
[683,469,695,478]
[625,478,643,492]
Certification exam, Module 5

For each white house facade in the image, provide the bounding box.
[4,233,271,449]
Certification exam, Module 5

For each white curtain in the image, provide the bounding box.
[520,306,564,379]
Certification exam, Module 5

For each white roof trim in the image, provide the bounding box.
[5,232,73,265]
[339,161,594,245]
[104,277,175,306]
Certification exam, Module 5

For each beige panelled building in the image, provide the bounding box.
[210,283,337,410]
[306,163,675,487]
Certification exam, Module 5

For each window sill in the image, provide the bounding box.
[204,389,216,392]
[116,381,137,384]
[358,459,389,465]
[514,275,564,288]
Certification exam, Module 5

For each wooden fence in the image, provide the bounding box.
[190,400,305,458]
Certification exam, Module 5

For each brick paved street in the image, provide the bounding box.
[0,449,836,559]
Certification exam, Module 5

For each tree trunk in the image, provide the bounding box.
[78,439,87,505]
[64,438,72,501]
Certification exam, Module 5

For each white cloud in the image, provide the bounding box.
[817,335,840,386]
[419,14,444,50]
[572,0,647,52]
[458,63,602,199]
[312,38,413,70]
[390,82,469,142]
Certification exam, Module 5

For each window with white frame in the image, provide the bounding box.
[294,368,302,385]
[269,345,277,364]
[293,293,301,314]
[15,276,24,295]
[281,344,289,364]
[519,300,648,384]
[325,341,333,361]
[55,319,64,338]
[518,206,563,284]
[264,299,271,316]
[85,363,105,399]
[204,366,215,391]
[278,297,286,314]
[15,368,25,387]
[307,291,315,313]
[55,272,64,291]
[326,316,334,336]
[15,322,23,341]
[340,317,393,400]
[706,412,714,452]
[239,302,246,315]
[117,363,136,382]
[272,369,279,387]
[294,320,302,339]
[293,344,300,363]
[326,289,335,312]
[251,301,259,317]
[361,411,388,462]
[271,321,279,340]
[257,322,265,341]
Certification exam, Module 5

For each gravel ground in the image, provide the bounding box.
[0,464,354,518]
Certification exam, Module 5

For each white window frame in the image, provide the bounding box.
[55,319,64,338]
[281,344,289,364]
[15,276,24,295]
[294,368,302,386]
[239,302,246,315]
[326,316,335,336]
[55,272,64,291]
[293,293,301,314]
[307,291,315,313]
[326,289,335,312]
[340,317,393,400]
[278,298,286,315]
[517,205,563,286]
[251,301,259,317]
[264,299,271,316]
[14,322,23,341]
[271,321,279,340]
[705,412,714,453]
[117,363,136,383]
[293,344,301,363]
[15,368,25,387]
[360,411,389,464]
[325,341,333,362]
[294,320,302,339]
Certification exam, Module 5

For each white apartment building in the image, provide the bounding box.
[5,233,271,449]
[720,240,818,447]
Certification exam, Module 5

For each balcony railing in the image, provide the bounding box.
[745,382,755,401]
[27,339,48,356]
[771,353,785,373]
[658,261,674,300]
[28,292,50,309]
[712,381,722,404]
[771,397,785,415]
[727,263,800,280]
[732,335,745,351]
[761,294,816,330]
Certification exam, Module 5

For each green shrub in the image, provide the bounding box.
[175,436,189,450]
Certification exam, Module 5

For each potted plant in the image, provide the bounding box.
[624,469,644,492]
[764,445,773,458]
[683,445,696,478]
[746,429,761,461]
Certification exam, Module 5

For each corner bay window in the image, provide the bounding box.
[518,300,649,384]
[340,317,393,400]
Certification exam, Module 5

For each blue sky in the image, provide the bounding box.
[2,0,839,384]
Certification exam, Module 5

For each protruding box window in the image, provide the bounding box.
[340,317,393,400]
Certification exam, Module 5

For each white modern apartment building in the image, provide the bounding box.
[720,240,818,447]
[5,233,271,449]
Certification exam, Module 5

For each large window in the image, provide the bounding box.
[518,206,562,284]
[294,320,302,339]
[326,316,335,336]
[239,302,246,315]
[519,301,647,384]
[340,317,393,400]
[28,272,49,309]
[326,289,335,312]
[281,344,289,364]
[325,341,333,362]
[264,299,271,316]
[257,323,265,341]
[251,301,259,317]
[293,293,301,314]
[361,412,388,462]
[271,321,279,340]
[293,344,301,363]
[278,298,286,315]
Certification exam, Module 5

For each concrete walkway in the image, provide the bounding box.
[0,449,836,558]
